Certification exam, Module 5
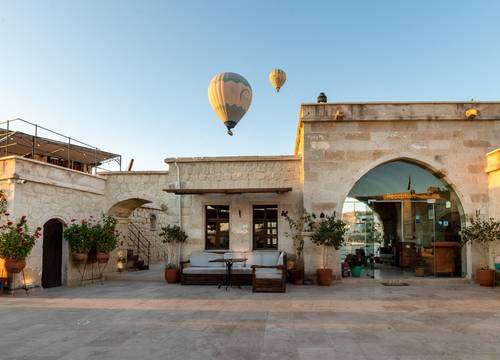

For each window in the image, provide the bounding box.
[205,205,230,250]
[253,205,278,250]
[149,214,157,231]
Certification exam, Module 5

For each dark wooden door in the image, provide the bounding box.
[42,219,63,288]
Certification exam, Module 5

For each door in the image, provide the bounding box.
[42,219,63,288]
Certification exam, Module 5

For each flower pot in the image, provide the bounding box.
[96,252,110,264]
[476,269,495,287]
[316,268,332,286]
[165,268,180,283]
[4,259,26,274]
[72,253,88,264]
[415,267,425,277]
[289,269,302,284]
[351,265,362,278]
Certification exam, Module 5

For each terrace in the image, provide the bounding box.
[1,280,499,360]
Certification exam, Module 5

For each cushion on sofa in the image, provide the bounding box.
[254,268,283,279]
[277,252,285,266]
[245,253,262,267]
[182,267,226,274]
[189,252,224,267]
[261,252,280,266]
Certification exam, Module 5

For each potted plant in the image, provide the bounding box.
[93,215,119,264]
[0,214,41,273]
[461,213,500,286]
[310,212,348,286]
[415,259,426,277]
[350,255,363,278]
[281,209,316,284]
[63,219,92,263]
[159,224,187,283]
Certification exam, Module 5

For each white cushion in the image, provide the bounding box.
[245,253,262,267]
[189,252,224,267]
[261,252,280,266]
[277,252,285,266]
[182,267,226,274]
[255,268,283,279]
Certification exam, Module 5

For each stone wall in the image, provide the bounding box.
[298,102,500,278]
[486,149,500,268]
[164,156,303,261]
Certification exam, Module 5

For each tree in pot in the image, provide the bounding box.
[460,213,500,287]
[93,215,119,264]
[63,219,93,264]
[310,212,348,286]
[0,214,41,273]
[159,224,187,283]
[281,209,316,284]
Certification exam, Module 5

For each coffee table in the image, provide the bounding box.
[209,258,247,290]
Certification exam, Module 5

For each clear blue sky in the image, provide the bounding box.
[1,1,499,170]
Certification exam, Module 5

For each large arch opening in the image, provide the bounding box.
[341,160,464,279]
[42,218,64,288]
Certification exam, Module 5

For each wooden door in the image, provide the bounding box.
[42,219,63,288]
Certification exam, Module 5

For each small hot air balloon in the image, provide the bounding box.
[208,72,252,136]
[269,68,286,92]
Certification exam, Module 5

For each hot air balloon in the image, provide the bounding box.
[269,68,286,92]
[208,72,252,136]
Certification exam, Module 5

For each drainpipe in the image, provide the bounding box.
[174,161,182,266]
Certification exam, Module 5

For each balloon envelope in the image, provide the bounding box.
[208,72,252,135]
[269,69,286,92]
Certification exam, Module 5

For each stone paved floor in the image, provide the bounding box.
[1,280,500,360]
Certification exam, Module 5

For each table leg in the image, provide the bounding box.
[226,262,233,291]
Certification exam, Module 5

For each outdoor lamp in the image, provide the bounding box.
[464,108,479,120]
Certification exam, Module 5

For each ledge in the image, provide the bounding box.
[163,187,293,195]
[164,155,301,164]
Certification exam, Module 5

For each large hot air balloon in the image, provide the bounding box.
[208,72,252,136]
[269,68,286,92]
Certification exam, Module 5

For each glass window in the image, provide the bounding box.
[205,205,230,250]
[253,205,278,250]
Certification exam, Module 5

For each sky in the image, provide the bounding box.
[1,0,500,170]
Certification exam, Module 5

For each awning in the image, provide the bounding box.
[163,187,292,195]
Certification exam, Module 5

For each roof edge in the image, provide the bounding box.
[164,155,301,164]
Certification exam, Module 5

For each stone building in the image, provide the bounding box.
[1,100,499,288]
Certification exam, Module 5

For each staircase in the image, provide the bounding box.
[127,222,151,271]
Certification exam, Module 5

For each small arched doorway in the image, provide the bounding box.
[341,160,464,279]
[42,219,63,288]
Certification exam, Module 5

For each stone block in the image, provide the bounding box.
[464,140,491,148]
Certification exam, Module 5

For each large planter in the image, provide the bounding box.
[4,259,26,274]
[316,268,332,286]
[96,252,110,264]
[351,265,362,278]
[289,269,302,284]
[72,253,88,264]
[165,268,180,284]
[476,269,495,287]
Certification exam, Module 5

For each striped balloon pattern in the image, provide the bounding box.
[269,68,286,92]
[208,72,252,136]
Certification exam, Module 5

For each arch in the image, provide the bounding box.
[42,218,64,288]
[107,198,152,218]
[343,154,466,220]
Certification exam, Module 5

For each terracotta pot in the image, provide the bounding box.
[72,253,88,264]
[476,269,495,287]
[415,267,425,277]
[290,269,302,284]
[316,268,332,286]
[165,268,180,283]
[96,252,110,264]
[4,259,26,274]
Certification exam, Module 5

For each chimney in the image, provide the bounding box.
[317,92,327,103]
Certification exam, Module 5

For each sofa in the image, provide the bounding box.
[180,250,287,292]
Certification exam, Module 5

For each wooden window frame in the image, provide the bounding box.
[252,204,278,250]
[205,205,230,250]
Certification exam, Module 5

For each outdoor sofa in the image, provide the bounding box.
[180,250,287,292]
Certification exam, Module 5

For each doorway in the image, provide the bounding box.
[341,160,464,279]
[42,219,63,288]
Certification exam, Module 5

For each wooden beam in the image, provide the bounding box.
[163,187,292,195]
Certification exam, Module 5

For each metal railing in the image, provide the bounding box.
[128,222,151,268]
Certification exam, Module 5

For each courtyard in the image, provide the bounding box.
[1,280,500,360]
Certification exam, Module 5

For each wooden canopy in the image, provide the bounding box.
[163,187,292,195]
